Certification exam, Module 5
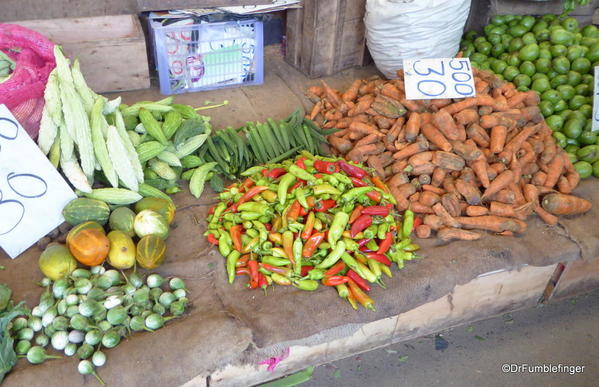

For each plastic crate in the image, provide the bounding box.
[150,18,264,94]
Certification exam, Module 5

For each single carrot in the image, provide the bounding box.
[470,156,490,189]
[423,214,444,230]
[320,80,343,107]
[432,109,461,141]
[489,125,507,153]
[466,205,488,216]
[348,94,375,116]
[419,191,441,207]
[431,167,446,187]
[421,124,452,152]
[541,193,592,215]
[409,192,421,202]
[346,142,385,163]
[415,224,432,239]
[309,101,322,120]
[455,178,482,205]
[543,153,564,188]
[437,227,481,242]
[565,172,580,191]
[522,183,558,225]
[411,201,435,214]
[349,121,383,138]
[489,189,516,204]
[422,184,445,195]
[432,202,461,228]
[481,170,514,201]
[380,82,402,101]
[342,79,362,102]
[442,176,457,193]
[454,108,479,126]
[408,151,433,167]
[466,123,490,148]
[393,136,429,160]
[456,215,525,233]
[405,112,421,143]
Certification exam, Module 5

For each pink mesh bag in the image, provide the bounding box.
[0,24,55,139]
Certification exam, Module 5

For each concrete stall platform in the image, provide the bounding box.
[1,47,598,386]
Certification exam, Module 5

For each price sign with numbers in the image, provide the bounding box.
[403,58,476,100]
[592,66,599,132]
[0,105,76,258]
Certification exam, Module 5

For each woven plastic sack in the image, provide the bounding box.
[365,0,471,79]
[0,24,55,139]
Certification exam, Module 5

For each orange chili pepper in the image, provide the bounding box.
[377,232,393,255]
[322,275,349,286]
[349,204,364,224]
[347,278,375,310]
[301,212,315,240]
[306,196,315,208]
[302,232,325,257]
[282,231,296,265]
[324,261,346,277]
[268,232,283,245]
[240,177,255,192]
[236,254,251,267]
[366,190,382,203]
[346,291,359,310]
[207,233,219,245]
[354,252,368,265]
[230,225,243,252]
[371,176,390,194]
[287,200,301,221]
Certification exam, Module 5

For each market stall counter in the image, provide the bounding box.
[1,48,598,386]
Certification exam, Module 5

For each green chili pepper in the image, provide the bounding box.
[403,243,420,252]
[238,202,270,213]
[295,188,309,208]
[288,165,316,181]
[262,256,291,266]
[341,187,372,202]
[377,223,388,240]
[304,158,314,167]
[219,233,232,257]
[288,222,304,233]
[219,191,234,201]
[343,238,359,252]
[332,173,352,185]
[368,259,383,283]
[363,225,378,239]
[223,221,234,230]
[246,228,259,238]
[336,284,349,298]
[278,173,296,205]
[241,166,266,176]
[316,241,346,269]
[366,239,379,251]
[314,249,328,258]
[341,203,354,213]
[318,242,331,250]
[323,175,339,186]
[252,221,268,241]
[240,212,263,220]
[209,202,226,227]
[226,251,240,284]
[328,212,349,246]
[259,216,271,223]
[304,268,325,280]
[255,179,269,187]
[223,213,239,222]
[402,210,414,239]
[300,150,316,160]
[312,184,341,196]
[315,212,333,225]
[259,268,272,276]
[292,279,319,291]
[271,273,292,286]
[293,238,303,275]
[242,221,253,230]
[261,241,273,251]
[341,253,377,283]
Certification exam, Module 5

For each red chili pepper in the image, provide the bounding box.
[322,275,349,286]
[230,225,243,252]
[371,176,390,194]
[349,204,364,224]
[289,180,305,192]
[299,206,309,217]
[226,186,269,212]
[264,168,286,179]
[260,263,292,276]
[314,160,340,174]
[236,267,251,276]
[314,173,323,179]
[295,157,306,169]
[259,169,268,176]
[207,233,219,245]
[209,205,216,215]
[314,199,337,212]
[287,200,301,221]
[248,260,259,289]
[339,160,367,178]
[306,196,316,208]
[366,252,392,266]
[350,177,368,187]
[366,190,382,203]
[240,178,255,192]
[264,223,272,231]
[258,272,269,290]
[351,215,373,238]
[302,232,325,257]
[324,261,346,277]
[346,270,371,292]
[413,217,423,231]
[301,265,314,277]
[357,238,371,248]
[377,232,393,255]
[361,206,390,216]
[237,254,250,267]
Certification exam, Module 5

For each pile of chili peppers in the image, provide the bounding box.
[204,152,420,311]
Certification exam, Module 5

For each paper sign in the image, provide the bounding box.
[403,58,476,100]
[0,105,76,258]
[592,66,599,132]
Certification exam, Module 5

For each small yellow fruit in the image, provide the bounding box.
[107,230,136,269]
[39,243,78,280]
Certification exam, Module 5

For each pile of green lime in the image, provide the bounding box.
[461,14,599,179]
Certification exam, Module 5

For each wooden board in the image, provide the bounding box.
[15,15,150,93]
[203,264,557,386]
[137,0,271,11]
[286,0,368,78]
[552,259,599,300]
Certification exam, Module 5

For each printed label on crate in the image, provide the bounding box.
[592,66,599,132]
[403,58,476,100]
[0,105,76,258]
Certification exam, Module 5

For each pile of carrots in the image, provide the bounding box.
[307,68,592,242]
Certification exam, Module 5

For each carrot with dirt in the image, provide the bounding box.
[432,109,462,141]
[489,201,527,220]
[432,202,461,228]
[455,178,481,205]
[346,142,385,163]
[393,136,428,160]
[349,121,383,139]
[541,193,592,215]
[489,125,507,154]
[454,109,479,126]
[411,201,435,214]
[405,112,421,142]
[466,205,489,216]
[415,224,432,238]
[466,123,490,148]
[481,170,514,201]
[419,191,441,207]
[543,153,564,188]
[320,80,343,108]
[348,95,375,116]
[423,214,444,230]
[523,184,558,225]
[422,184,445,196]
[455,216,525,233]
[431,167,446,187]
[380,83,401,101]
[437,227,482,242]
[470,156,490,188]
[488,189,516,204]
[342,79,362,102]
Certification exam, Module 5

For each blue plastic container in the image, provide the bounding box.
[150,18,264,95]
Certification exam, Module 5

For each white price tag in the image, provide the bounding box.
[403,58,476,100]
[0,105,76,258]
[592,66,599,132]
